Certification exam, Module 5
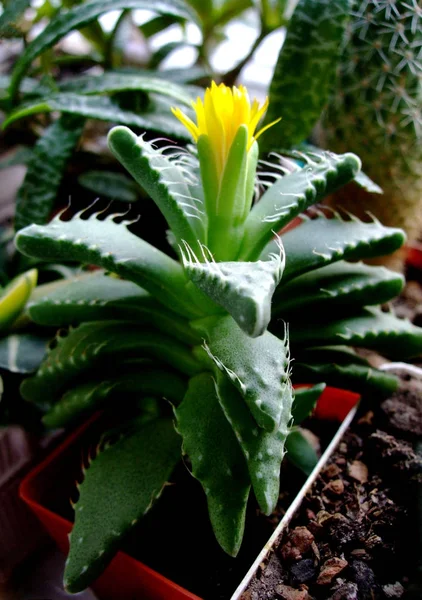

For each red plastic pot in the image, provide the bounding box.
[406,242,422,271]
[19,387,359,599]
[293,384,360,422]
[19,413,201,600]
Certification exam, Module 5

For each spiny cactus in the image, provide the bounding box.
[320,0,422,267]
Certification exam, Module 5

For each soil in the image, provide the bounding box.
[242,372,422,600]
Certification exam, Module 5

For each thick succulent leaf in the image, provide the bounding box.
[262,214,405,281]
[0,269,37,332]
[293,360,398,397]
[182,242,284,337]
[262,0,350,150]
[78,171,139,203]
[175,373,250,556]
[64,417,181,593]
[193,314,291,432]
[28,272,198,344]
[43,368,187,428]
[354,171,383,194]
[9,0,198,99]
[215,371,292,515]
[288,308,422,359]
[3,94,191,140]
[58,72,198,106]
[0,333,49,374]
[15,210,198,318]
[273,261,404,315]
[241,151,360,260]
[20,321,201,407]
[0,0,30,37]
[291,383,326,425]
[285,428,319,476]
[15,115,85,231]
[108,126,206,249]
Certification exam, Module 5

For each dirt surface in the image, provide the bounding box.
[242,374,422,600]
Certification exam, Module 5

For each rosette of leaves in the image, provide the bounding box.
[14,102,422,592]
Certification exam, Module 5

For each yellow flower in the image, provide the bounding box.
[172,81,279,178]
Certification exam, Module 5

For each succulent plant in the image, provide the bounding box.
[319,0,422,266]
[15,82,422,592]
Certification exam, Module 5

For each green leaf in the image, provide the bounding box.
[262,214,405,281]
[182,244,284,337]
[0,333,49,374]
[15,210,198,318]
[292,383,326,425]
[193,314,292,432]
[58,71,198,106]
[288,308,422,359]
[215,371,292,515]
[175,373,250,556]
[9,0,199,100]
[108,126,206,250]
[15,115,85,231]
[78,171,139,203]
[273,261,404,315]
[3,94,191,140]
[285,428,319,476]
[20,321,201,407]
[262,0,350,150]
[0,0,30,37]
[28,272,199,344]
[64,417,181,593]
[0,269,37,332]
[354,171,383,194]
[293,359,398,397]
[43,368,187,428]
[241,151,361,260]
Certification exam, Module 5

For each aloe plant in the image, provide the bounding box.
[14,82,422,592]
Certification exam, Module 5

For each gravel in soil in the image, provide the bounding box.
[242,375,422,600]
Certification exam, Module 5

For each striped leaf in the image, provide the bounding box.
[262,0,350,150]
[9,0,199,100]
[15,115,85,231]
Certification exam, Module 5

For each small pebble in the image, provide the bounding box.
[280,527,314,561]
[330,582,359,600]
[324,464,341,479]
[316,557,348,585]
[275,583,309,600]
[348,460,369,484]
[325,479,345,495]
[350,560,379,599]
[290,559,317,584]
[382,582,404,598]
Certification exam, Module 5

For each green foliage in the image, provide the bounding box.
[0,0,31,38]
[14,130,422,591]
[65,417,181,593]
[175,373,250,556]
[262,0,351,150]
[15,115,85,231]
[8,0,199,101]
[0,269,37,331]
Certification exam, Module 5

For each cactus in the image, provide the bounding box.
[14,82,422,592]
[320,0,422,267]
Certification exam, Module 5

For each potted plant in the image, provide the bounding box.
[14,79,422,596]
